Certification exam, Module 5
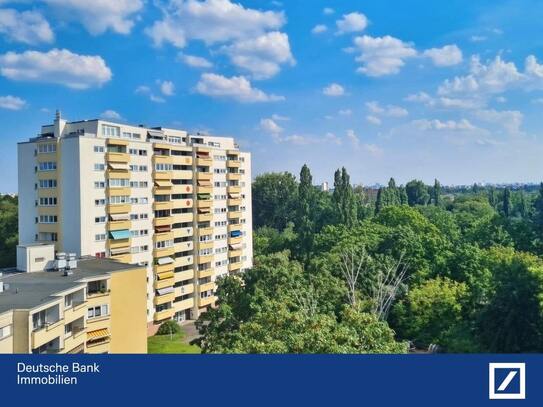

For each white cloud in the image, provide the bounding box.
[259,117,283,134]
[495,96,507,103]
[364,143,383,156]
[311,24,327,34]
[178,53,213,68]
[470,35,487,42]
[346,129,383,155]
[366,101,408,117]
[135,85,165,103]
[531,97,543,104]
[405,91,483,110]
[0,48,112,89]
[0,95,26,110]
[353,35,417,76]
[475,109,523,136]
[221,31,295,79]
[43,0,143,35]
[159,80,175,96]
[412,118,478,131]
[0,9,54,45]
[338,109,352,116]
[271,113,289,121]
[146,0,285,47]
[366,115,381,125]
[346,129,360,148]
[324,132,342,145]
[323,7,334,15]
[423,44,462,67]
[323,83,345,96]
[195,73,284,102]
[336,12,368,35]
[100,110,122,120]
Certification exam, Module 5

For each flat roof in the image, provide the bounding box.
[0,258,140,314]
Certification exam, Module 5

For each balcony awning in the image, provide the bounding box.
[198,208,211,214]
[197,180,211,187]
[230,230,242,238]
[157,257,174,265]
[229,243,242,250]
[157,286,174,296]
[109,229,130,240]
[110,213,129,221]
[197,193,211,199]
[155,225,171,233]
[110,247,130,255]
[157,271,174,280]
[155,180,172,187]
[108,162,128,170]
[228,193,240,199]
[148,130,165,139]
[87,328,110,340]
[196,151,210,158]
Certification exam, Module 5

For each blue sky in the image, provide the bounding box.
[2,0,543,193]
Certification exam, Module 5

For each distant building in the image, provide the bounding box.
[321,182,329,192]
[0,243,147,354]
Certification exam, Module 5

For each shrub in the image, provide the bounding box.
[157,320,181,336]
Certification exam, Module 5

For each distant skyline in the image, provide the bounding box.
[2,0,543,192]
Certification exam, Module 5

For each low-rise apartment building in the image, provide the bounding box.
[0,243,147,354]
[18,112,253,332]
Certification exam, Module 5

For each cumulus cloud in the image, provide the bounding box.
[366,115,381,125]
[336,12,368,35]
[323,7,334,15]
[311,24,327,34]
[366,101,408,117]
[271,113,289,121]
[220,31,295,79]
[353,35,417,76]
[338,109,352,116]
[100,110,122,120]
[0,9,54,44]
[159,80,175,96]
[195,73,284,102]
[259,117,283,134]
[405,91,484,110]
[0,48,112,89]
[0,95,26,110]
[475,109,523,136]
[423,44,462,66]
[346,129,383,155]
[412,118,478,131]
[135,85,165,103]
[146,0,285,47]
[323,83,345,96]
[178,53,213,68]
[43,0,143,35]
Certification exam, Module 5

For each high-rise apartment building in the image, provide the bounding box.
[18,112,253,332]
[0,243,147,354]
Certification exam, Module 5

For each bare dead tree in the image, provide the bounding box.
[338,247,368,307]
[292,283,318,317]
[370,254,409,320]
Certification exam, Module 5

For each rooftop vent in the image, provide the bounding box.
[51,252,66,273]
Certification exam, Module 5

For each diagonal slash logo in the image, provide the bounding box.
[489,363,526,400]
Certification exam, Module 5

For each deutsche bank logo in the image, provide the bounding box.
[489,363,526,400]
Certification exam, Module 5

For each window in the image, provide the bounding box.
[155,163,173,171]
[199,248,213,256]
[38,143,56,153]
[95,234,106,242]
[94,181,105,189]
[39,197,57,206]
[39,179,57,189]
[93,146,105,153]
[39,215,57,223]
[94,163,105,171]
[130,229,148,237]
[0,325,11,339]
[108,178,129,187]
[155,240,174,249]
[129,165,148,172]
[95,199,106,206]
[38,162,56,171]
[95,216,106,223]
[87,304,109,319]
[102,125,120,138]
[109,195,129,204]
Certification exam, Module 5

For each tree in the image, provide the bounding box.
[405,180,430,206]
[433,179,441,206]
[533,183,543,233]
[503,187,511,218]
[375,187,384,215]
[296,165,316,261]
[252,172,298,230]
[0,194,18,267]
[332,167,357,226]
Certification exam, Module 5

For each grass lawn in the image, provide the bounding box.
[147,332,201,354]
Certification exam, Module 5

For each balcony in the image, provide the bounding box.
[196,185,212,194]
[198,268,214,279]
[195,157,213,166]
[228,262,242,272]
[171,155,193,166]
[153,171,172,181]
[227,198,242,206]
[63,302,87,323]
[108,187,131,197]
[226,160,241,168]
[175,241,193,252]
[197,199,212,208]
[152,155,173,165]
[31,320,64,350]
[62,327,87,354]
[197,241,213,251]
[154,216,173,227]
[154,308,175,322]
[173,298,194,312]
[107,220,131,231]
[106,204,131,214]
[154,292,175,306]
[227,185,241,194]
[196,171,212,181]
[154,277,175,290]
[226,173,241,181]
[172,170,193,180]
[228,235,242,245]
[229,249,242,257]
[105,152,129,163]
[153,201,173,211]
[154,262,175,275]
[110,253,131,264]
[173,227,193,238]
[197,254,213,264]
[175,255,193,268]
[174,269,194,283]
[227,224,241,233]
[153,247,175,258]
[199,282,216,293]
[172,184,193,194]
[173,199,193,209]
[227,211,241,220]
[197,213,212,223]
[198,226,213,235]
[175,284,194,297]
[198,296,216,308]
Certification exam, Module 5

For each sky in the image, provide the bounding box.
[1,0,543,193]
